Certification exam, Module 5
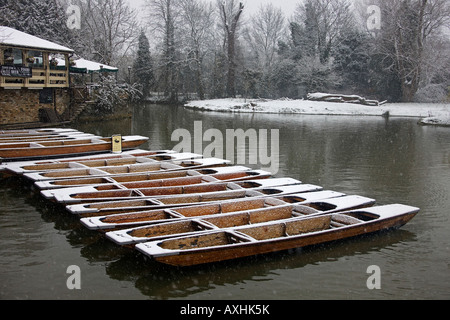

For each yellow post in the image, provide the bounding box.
[111,134,122,153]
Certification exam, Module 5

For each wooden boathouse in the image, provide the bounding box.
[0,27,75,127]
[0,26,114,127]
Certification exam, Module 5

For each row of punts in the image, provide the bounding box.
[0,128,420,267]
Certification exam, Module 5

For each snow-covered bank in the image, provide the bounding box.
[184,98,450,126]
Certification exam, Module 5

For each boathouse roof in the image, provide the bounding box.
[0,26,73,53]
[55,57,118,73]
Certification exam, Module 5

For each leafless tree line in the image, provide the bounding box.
[58,0,450,102]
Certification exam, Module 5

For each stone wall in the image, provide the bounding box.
[0,88,70,125]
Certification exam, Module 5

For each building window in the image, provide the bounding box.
[3,48,23,65]
[28,51,44,67]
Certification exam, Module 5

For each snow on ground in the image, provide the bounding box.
[184,98,450,126]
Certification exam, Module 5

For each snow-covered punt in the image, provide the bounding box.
[23,157,231,182]
[6,152,199,175]
[41,167,272,201]
[136,204,420,267]
[55,178,302,205]
[80,190,345,231]
[105,195,375,246]
[2,149,173,175]
[0,135,149,161]
[66,183,324,217]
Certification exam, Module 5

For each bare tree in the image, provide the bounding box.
[218,0,244,98]
[79,0,139,66]
[145,0,180,102]
[247,3,286,71]
[375,0,450,101]
[178,0,215,100]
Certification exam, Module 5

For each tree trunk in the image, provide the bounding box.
[220,1,244,98]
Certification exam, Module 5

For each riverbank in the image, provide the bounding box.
[184,98,450,127]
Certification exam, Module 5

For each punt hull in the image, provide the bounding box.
[137,205,419,267]
[105,195,376,246]
[67,184,322,217]
[0,136,149,161]
[80,190,346,231]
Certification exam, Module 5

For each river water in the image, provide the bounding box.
[1,103,449,300]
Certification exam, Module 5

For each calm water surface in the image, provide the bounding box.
[1,104,449,300]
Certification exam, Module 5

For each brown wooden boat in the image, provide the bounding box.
[34,165,261,190]
[0,133,99,143]
[80,190,345,231]
[23,157,230,182]
[66,183,323,217]
[41,167,271,200]
[135,204,420,266]
[52,178,301,204]
[0,128,82,137]
[0,135,149,161]
[105,195,376,246]
[3,149,174,175]
[46,173,279,204]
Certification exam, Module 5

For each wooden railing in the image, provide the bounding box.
[0,67,69,88]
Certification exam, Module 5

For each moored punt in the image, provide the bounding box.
[80,190,345,231]
[67,183,323,217]
[23,157,230,182]
[0,128,83,137]
[0,135,149,161]
[51,178,302,204]
[105,195,375,246]
[2,149,174,175]
[34,165,259,190]
[135,204,420,267]
[0,133,99,143]
[41,167,272,200]
[12,152,201,178]
[5,149,176,175]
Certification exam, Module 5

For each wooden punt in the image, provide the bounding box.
[10,152,200,176]
[0,133,99,143]
[105,195,375,246]
[67,183,323,217]
[34,165,259,190]
[0,128,83,137]
[0,135,149,161]
[23,157,230,182]
[81,190,345,231]
[40,167,272,200]
[3,149,174,175]
[50,178,301,204]
[135,204,420,266]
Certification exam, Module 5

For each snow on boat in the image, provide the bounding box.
[67,183,323,217]
[0,133,99,143]
[81,190,345,231]
[0,128,83,137]
[2,149,174,175]
[23,157,230,182]
[34,165,258,190]
[41,167,271,200]
[0,135,149,161]
[54,178,301,204]
[105,195,375,246]
[136,204,420,266]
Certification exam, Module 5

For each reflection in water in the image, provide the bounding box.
[105,230,417,299]
[1,103,449,299]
